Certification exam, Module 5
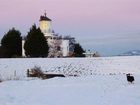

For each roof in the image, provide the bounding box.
[39,15,51,21]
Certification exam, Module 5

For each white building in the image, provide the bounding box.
[22,12,76,57]
[39,12,75,57]
[83,51,100,57]
[61,40,69,57]
[22,40,25,57]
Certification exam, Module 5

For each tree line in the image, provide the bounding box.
[0,24,85,58]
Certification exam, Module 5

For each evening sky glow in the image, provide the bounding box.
[0,0,140,56]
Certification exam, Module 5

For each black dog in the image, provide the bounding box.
[126,73,134,83]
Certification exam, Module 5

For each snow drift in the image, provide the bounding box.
[0,56,140,105]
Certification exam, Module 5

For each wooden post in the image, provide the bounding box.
[27,69,30,77]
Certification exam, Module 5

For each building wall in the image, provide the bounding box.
[61,40,69,57]
[22,40,25,57]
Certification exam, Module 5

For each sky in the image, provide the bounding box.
[0,0,140,56]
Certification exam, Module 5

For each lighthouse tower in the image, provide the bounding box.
[39,11,52,37]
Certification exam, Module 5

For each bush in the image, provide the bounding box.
[27,66,43,78]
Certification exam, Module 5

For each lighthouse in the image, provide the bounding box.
[21,12,76,57]
[38,12,76,57]
[39,11,52,36]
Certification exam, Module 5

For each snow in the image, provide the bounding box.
[0,56,140,105]
[0,56,140,80]
[0,75,140,105]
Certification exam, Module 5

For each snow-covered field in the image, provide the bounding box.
[0,56,140,80]
[0,75,140,105]
[0,56,140,105]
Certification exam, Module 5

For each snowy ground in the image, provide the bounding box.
[0,56,140,80]
[0,56,140,105]
[0,75,140,105]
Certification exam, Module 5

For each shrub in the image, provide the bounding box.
[27,66,43,78]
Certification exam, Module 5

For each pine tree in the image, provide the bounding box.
[24,24,49,57]
[1,28,22,58]
[74,43,85,57]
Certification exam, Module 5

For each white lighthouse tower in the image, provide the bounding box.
[38,12,75,57]
[39,12,55,48]
[39,11,52,37]
[21,12,76,57]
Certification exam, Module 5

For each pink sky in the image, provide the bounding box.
[1,0,140,25]
[0,0,140,56]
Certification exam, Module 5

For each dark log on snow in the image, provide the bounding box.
[27,69,65,79]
